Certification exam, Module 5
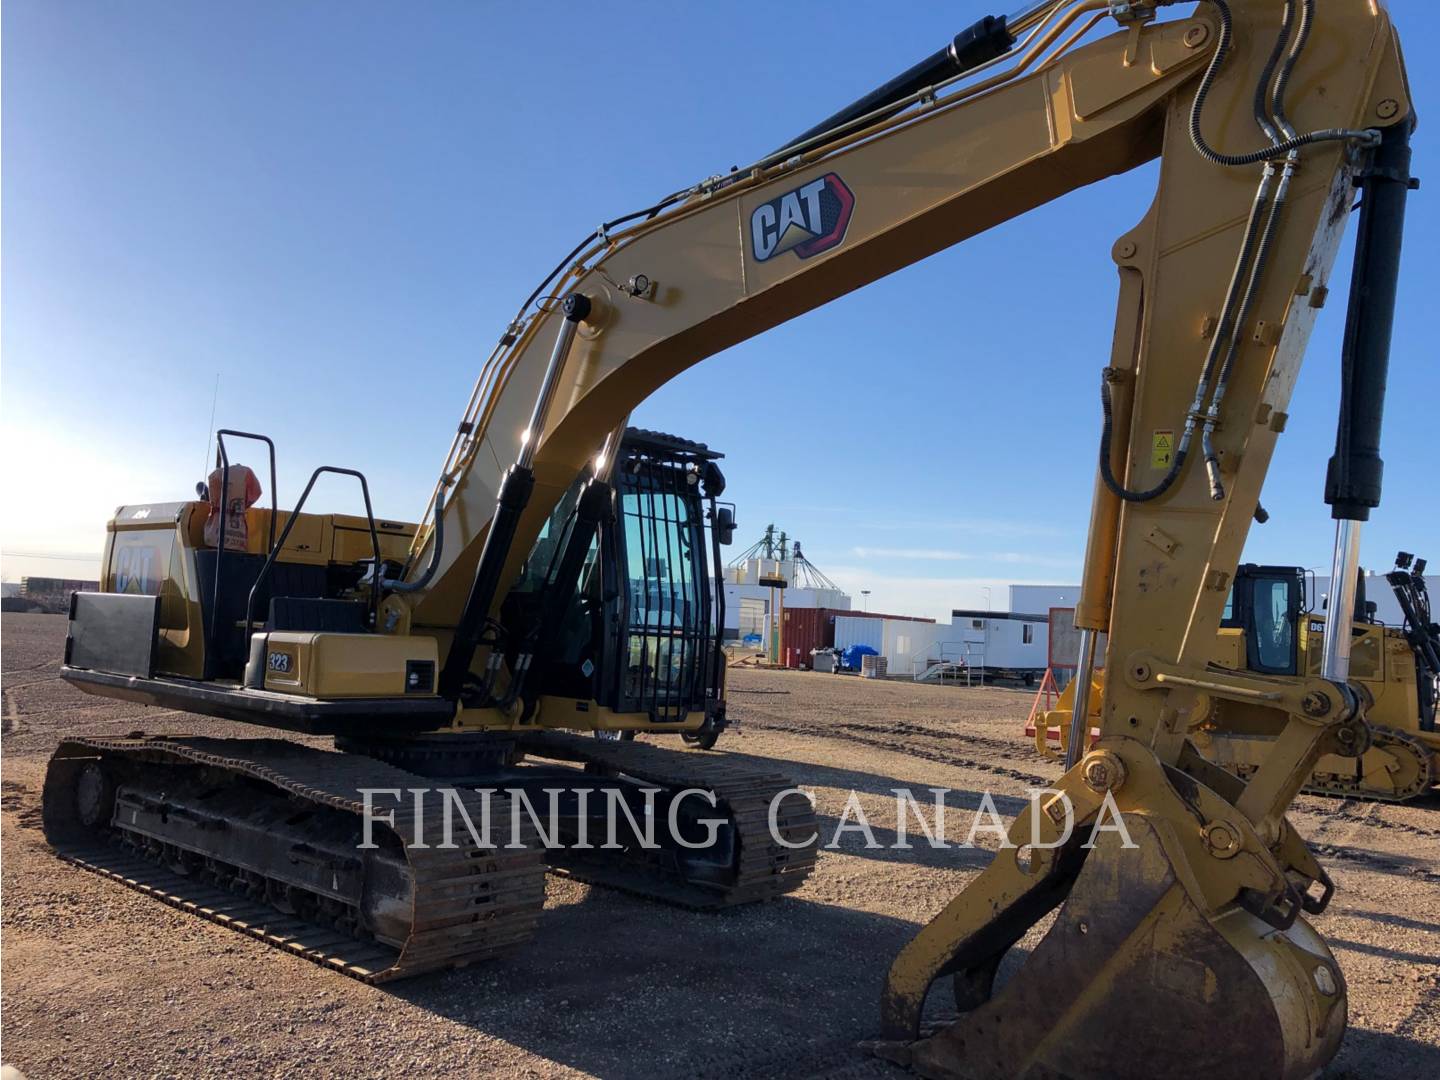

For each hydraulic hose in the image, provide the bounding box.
[1099,376,1187,502]
[1201,156,1295,499]
[381,490,445,594]
[1189,0,1378,168]
[1269,0,1314,141]
[1100,162,1275,502]
[1251,0,1296,145]
[1104,0,1377,506]
[1200,0,1315,499]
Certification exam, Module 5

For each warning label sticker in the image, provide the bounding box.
[1152,430,1174,468]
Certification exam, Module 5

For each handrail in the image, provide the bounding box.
[243,467,383,647]
[207,430,278,669]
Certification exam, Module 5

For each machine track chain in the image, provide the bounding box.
[1231,725,1435,803]
[42,735,546,983]
[518,731,818,908]
[1305,726,1435,802]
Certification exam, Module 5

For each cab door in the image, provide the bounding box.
[1225,565,1305,677]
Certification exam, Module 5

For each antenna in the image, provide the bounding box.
[201,373,220,477]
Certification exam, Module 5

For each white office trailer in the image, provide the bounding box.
[833,615,884,652]
[832,615,944,654]
[885,619,968,676]
[835,610,1049,683]
[947,610,1049,682]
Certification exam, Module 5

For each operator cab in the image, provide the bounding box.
[1220,563,1388,683]
[1220,564,1306,676]
[503,428,733,730]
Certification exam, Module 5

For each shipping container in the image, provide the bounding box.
[778,607,933,668]
[780,606,829,666]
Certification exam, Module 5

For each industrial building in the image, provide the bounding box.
[726,558,1063,682]
[726,558,1418,683]
[1010,575,1413,633]
[722,555,849,641]
[720,526,850,642]
[2,576,100,614]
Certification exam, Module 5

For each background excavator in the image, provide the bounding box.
[1038,552,1440,800]
[43,1,1415,1076]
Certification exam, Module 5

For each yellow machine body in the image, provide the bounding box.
[53,1,1423,1073]
[102,501,417,680]
[254,632,439,699]
[1040,613,1439,801]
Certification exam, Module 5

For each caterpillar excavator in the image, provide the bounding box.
[1037,553,1440,800]
[45,0,1415,1075]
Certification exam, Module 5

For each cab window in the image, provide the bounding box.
[1250,578,1295,674]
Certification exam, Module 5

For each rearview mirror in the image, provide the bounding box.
[716,505,736,546]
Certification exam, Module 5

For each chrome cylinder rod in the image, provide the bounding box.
[518,293,591,471]
[1320,519,1363,682]
[1065,628,1097,769]
[594,414,631,484]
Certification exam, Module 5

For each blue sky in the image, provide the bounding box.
[3,2,1436,619]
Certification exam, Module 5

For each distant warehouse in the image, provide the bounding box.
[6,576,99,614]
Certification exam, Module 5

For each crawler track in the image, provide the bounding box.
[1229,726,1436,804]
[43,736,546,983]
[1306,727,1435,802]
[519,731,818,908]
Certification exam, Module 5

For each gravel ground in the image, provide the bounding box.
[2,611,1437,1078]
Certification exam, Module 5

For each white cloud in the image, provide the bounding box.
[851,546,1080,569]
[852,546,974,561]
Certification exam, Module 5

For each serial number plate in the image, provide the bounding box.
[267,651,293,673]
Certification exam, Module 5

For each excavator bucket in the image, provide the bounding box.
[876,737,1352,1080]
[899,819,1343,1080]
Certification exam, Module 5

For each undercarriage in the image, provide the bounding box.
[42,731,817,980]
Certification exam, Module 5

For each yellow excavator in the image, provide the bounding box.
[45,1,1415,1075]
[1038,554,1440,800]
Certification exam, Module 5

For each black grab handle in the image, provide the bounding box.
[243,466,383,647]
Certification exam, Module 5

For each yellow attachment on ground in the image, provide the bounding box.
[1033,673,1104,761]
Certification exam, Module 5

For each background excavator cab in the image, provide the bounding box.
[1221,564,1306,676]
